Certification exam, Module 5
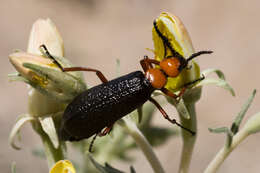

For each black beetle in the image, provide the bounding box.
[39,20,212,151]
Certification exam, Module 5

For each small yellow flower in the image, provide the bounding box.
[152,12,200,92]
[50,160,76,173]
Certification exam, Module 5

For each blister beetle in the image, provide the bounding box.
[40,20,212,151]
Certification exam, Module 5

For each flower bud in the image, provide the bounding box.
[9,52,54,82]
[27,18,64,56]
[153,12,200,92]
[9,51,86,103]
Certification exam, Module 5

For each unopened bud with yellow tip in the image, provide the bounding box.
[152,12,200,92]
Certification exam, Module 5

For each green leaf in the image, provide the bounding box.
[231,89,256,134]
[8,72,30,83]
[167,96,190,119]
[89,155,125,173]
[175,98,190,119]
[142,126,177,146]
[38,115,59,149]
[208,90,257,148]
[209,127,230,133]
[23,63,86,103]
[197,78,235,96]
[209,127,233,147]
[202,68,225,80]
[9,114,35,150]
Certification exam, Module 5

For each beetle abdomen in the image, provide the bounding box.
[60,71,154,141]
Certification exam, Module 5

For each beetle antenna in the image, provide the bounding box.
[39,44,65,71]
[187,50,213,62]
[89,133,98,152]
[183,74,205,87]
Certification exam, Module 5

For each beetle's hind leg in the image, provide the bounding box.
[88,125,114,152]
[89,133,98,152]
[98,125,113,136]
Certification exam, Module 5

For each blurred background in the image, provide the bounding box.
[1,0,260,172]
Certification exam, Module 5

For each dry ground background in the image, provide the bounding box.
[1,0,260,172]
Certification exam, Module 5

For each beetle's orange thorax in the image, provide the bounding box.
[145,68,167,89]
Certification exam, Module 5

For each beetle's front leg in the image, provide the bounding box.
[161,87,186,102]
[140,55,160,72]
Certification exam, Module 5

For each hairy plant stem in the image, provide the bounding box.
[32,121,64,169]
[204,128,249,173]
[178,102,197,173]
[120,118,165,173]
[169,87,201,173]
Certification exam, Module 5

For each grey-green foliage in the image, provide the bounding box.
[89,155,136,173]
[209,89,256,148]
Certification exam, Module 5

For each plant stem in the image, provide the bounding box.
[32,121,64,169]
[204,129,249,173]
[120,118,165,173]
[178,102,197,173]
[40,132,65,169]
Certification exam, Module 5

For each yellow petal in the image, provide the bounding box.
[50,160,76,173]
[152,12,200,92]
[153,12,194,60]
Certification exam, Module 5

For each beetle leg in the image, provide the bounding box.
[161,87,187,102]
[89,133,98,152]
[161,74,205,101]
[182,74,205,87]
[39,44,108,83]
[148,97,195,135]
[140,56,160,72]
[161,87,178,99]
[98,125,113,136]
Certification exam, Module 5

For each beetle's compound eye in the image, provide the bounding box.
[160,58,180,77]
[145,68,167,89]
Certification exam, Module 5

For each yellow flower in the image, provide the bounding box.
[50,160,76,173]
[152,12,200,92]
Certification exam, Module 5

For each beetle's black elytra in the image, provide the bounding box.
[60,71,154,141]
